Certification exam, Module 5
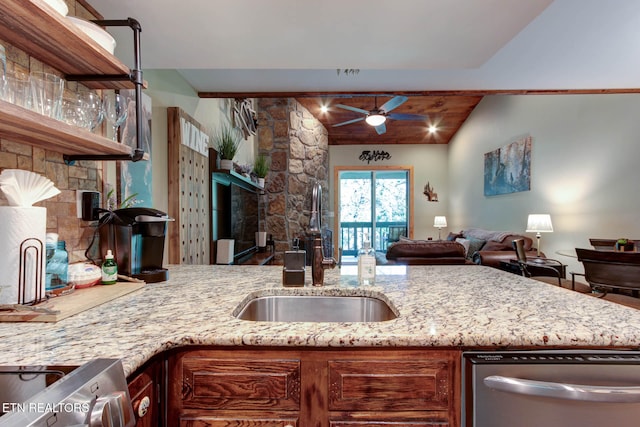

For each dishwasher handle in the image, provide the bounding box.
[484,375,640,403]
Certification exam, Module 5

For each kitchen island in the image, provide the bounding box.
[1,264,639,375]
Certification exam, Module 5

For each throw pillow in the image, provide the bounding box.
[455,237,470,256]
[466,237,487,259]
[446,231,463,241]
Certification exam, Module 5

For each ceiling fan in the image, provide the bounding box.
[332,96,427,135]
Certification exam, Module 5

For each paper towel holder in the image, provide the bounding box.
[18,237,44,305]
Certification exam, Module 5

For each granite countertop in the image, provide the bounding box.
[1,264,639,376]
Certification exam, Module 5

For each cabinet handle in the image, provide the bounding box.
[484,375,640,403]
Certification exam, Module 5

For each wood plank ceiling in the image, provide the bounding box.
[296,95,483,145]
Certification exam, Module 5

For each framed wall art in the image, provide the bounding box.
[484,135,532,196]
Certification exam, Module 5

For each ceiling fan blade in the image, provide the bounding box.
[335,104,369,115]
[332,117,365,127]
[387,113,427,121]
[375,122,387,135]
[380,96,408,113]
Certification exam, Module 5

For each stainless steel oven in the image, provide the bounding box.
[0,358,135,427]
[463,350,640,427]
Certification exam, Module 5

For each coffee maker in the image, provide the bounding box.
[98,207,172,283]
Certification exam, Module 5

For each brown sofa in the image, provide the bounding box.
[385,240,471,265]
[384,229,541,268]
[464,232,542,268]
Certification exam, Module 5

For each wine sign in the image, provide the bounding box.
[359,150,391,164]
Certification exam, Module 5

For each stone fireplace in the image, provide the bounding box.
[256,99,329,263]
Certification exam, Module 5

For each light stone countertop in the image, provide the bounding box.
[1,264,639,376]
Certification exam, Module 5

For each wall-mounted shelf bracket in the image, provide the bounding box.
[65,18,146,164]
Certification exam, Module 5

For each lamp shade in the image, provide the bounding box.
[433,216,447,228]
[526,214,553,233]
[365,114,386,126]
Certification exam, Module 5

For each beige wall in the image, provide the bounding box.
[329,144,449,240]
[448,93,640,274]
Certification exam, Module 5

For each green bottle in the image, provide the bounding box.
[101,250,118,285]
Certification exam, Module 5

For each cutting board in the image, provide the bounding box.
[0,281,145,322]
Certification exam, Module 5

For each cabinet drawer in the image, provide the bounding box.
[180,414,298,426]
[180,357,300,410]
[330,421,448,427]
[328,358,453,411]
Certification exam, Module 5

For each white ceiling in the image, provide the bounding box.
[90,0,640,93]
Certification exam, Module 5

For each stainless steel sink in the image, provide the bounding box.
[234,295,397,322]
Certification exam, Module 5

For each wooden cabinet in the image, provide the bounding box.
[168,348,460,427]
[0,0,141,158]
[128,359,163,427]
[169,349,301,426]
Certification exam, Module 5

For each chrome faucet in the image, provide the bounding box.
[308,181,336,286]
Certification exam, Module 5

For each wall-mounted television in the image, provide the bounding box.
[212,174,261,262]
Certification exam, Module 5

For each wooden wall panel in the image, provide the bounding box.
[167,107,210,264]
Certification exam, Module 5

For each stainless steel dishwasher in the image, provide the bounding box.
[463,350,640,427]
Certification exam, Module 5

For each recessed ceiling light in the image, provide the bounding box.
[320,105,328,113]
[428,124,438,134]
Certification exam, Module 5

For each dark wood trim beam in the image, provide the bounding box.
[199,88,640,98]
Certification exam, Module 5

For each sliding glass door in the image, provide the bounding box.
[338,169,409,256]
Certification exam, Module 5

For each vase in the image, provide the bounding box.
[220,159,233,170]
[257,177,265,188]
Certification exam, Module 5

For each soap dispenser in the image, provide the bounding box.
[357,239,376,285]
[283,238,306,287]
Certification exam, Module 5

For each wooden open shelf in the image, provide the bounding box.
[0,0,135,90]
[0,100,133,156]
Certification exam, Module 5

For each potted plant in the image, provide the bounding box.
[253,154,270,187]
[214,124,242,170]
[615,238,635,251]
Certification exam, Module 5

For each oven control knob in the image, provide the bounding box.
[90,391,132,427]
[133,395,150,418]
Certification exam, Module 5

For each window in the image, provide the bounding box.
[337,168,411,256]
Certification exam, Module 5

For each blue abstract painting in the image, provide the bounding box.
[484,136,532,196]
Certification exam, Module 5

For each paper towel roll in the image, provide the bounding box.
[0,207,46,304]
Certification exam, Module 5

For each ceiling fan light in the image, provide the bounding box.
[365,114,386,126]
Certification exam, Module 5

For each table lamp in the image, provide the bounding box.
[526,214,553,259]
[434,216,447,240]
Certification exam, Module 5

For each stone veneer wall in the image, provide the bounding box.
[0,1,105,263]
[257,99,329,263]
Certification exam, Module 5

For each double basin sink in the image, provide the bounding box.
[234,294,397,323]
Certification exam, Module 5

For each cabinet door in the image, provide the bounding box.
[179,357,300,410]
[128,362,160,427]
[328,358,454,411]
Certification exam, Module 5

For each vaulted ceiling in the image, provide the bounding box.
[89,0,640,145]
[296,95,483,145]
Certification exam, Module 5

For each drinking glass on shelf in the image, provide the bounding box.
[104,92,128,141]
[78,91,104,132]
[30,71,65,119]
[61,92,85,128]
[2,71,32,109]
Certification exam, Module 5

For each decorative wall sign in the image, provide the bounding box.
[423,182,438,202]
[359,150,391,164]
[167,107,210,265]
[232,98,257,139]
[484,136,532,196]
